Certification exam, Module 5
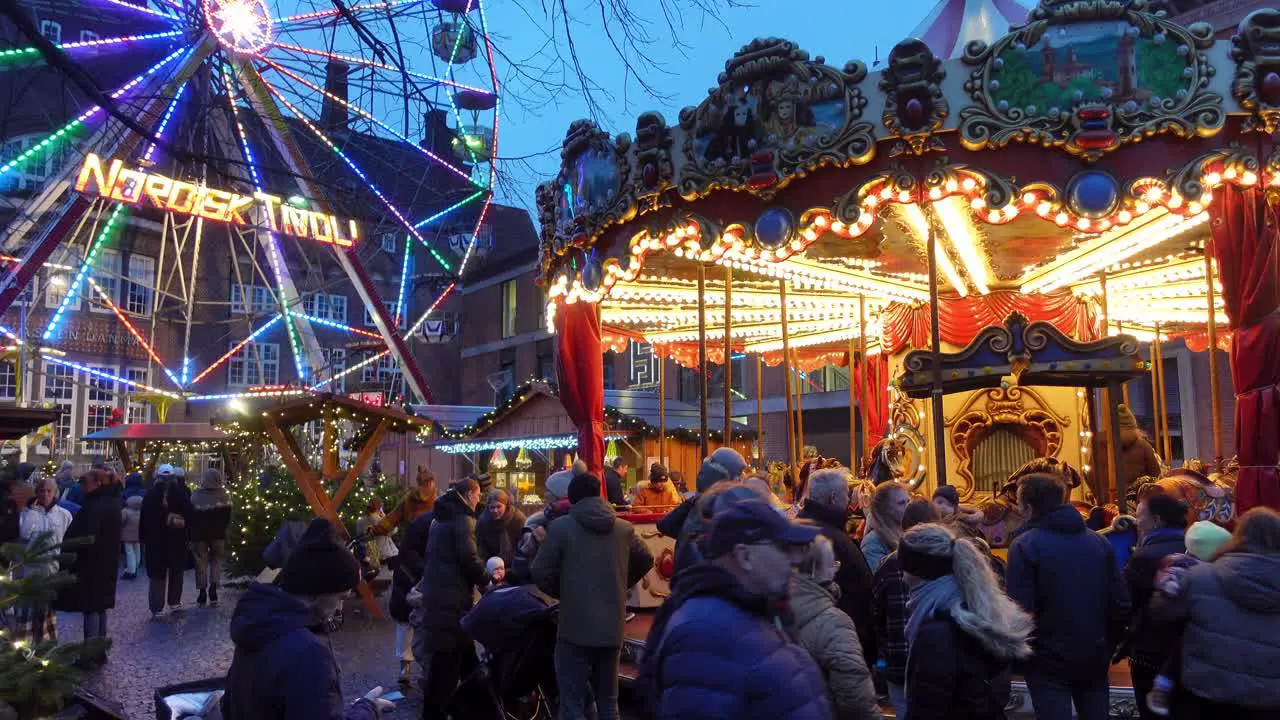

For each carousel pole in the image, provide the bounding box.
[697,264,709,458]
[1204,248,1223,461]
[1107,379,1128,514]
[848,330,859,469]
[779,279,798,475]
[1118,321,1131,406]
[1152,323,1171,461]
[1097,272,1115,503]
[658,350,666,465]
[859,295,870,465]
[756,354,765,465]
[724,266,733,444]
[926,222,948,483]
[794,351,807,460]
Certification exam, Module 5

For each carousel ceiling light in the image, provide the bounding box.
[745,328,882,354]
[935,196,991,295]
[1020,211,1209,294]
[1109,309,1229,326]
[900,204,969,296]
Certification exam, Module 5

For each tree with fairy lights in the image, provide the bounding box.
[0,534,109,717]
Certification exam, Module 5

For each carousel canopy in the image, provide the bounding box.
[912,0,1034,60]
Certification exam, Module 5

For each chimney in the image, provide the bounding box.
[421,109,450,153]
[321,60,349,133]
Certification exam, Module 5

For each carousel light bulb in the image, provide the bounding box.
[1242,171,1258,186]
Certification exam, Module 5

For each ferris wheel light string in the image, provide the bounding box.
[476,0,499,189]
[0,30,185,62]
[140,81,189,165]
[190,313,283,385]
[255,71,454,272]
[403,280,456,338]
[395,234,413,325]
[457,193,492,275]
[92,0,184,21]
[266,41,493,95]
[0,46,189,180]
[442,0,480,167]
[286,310,384,339]
[0,326,21,346]
[43,204,129,341]
[39,352,181,399]
[220,66,308,381]
[413,190,486,229]
[85,276,181,386]
[276,0,429,24]
[187,388,311,401]
[310,348,390,390]
[261,59,477,185]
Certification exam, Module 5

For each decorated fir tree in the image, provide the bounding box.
[0,533,109,717]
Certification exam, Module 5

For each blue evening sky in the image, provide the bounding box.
[480,0,941,212]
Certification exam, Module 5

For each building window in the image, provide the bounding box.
[43,362,74,455]
[321,348,346,392]
[84,367,116,454]
[602,351,617,390]
[44,268,75,310]
[126,254,155,315]
[228,342,280,387]
[89,249,120,314]
[39,21,60,44]
[361,354,399,386]
[362,299,400,328]
[500,280,517,338]
[380,232,397,253]
[536,340,555,382]
[79,30,98,43]
[328,295,347,323]
[126,368,150,423]
[230,283,274,315]
[0,362,15,400]
[303,293,348,323]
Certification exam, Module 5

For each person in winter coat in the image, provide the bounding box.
[603,457,628,506]
[370,467,437,536]
[139,464,193,617]
[1006,471,1130,720]
[388,509,432,687]
[120,495,143,580]
[121,471,146,504]
[642,499,828,720]
[17,476,74,643]
[223,518,394,720]
[796,468,876,660]
[792,535,879,720]
[1148,507,1280,719]
[190,469,233,608]
[532,473,654,720]
[54,469,123,667]
[656,447,749,574]
[632,463,683,511]
[872,499,941,718]
[476,489,525,568]
[1116,405,1162,491]
[899,523,1033,720]
[411,478,485,720]
[509,469,573,585]
[861,481,909,574]
[0,480,20,544]
[1121,490,1189,719]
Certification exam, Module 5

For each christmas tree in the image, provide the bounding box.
[0,533,109,717]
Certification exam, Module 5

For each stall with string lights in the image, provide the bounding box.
[536,1,1280,514]
[80,421,243,479]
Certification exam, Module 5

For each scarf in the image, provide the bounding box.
[905,574,963,649]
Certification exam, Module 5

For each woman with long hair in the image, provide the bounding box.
[862,481,909,573]
[899,523,1033,720]
[1151,507,1280,719]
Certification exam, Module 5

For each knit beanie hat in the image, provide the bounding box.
[486,556,505,575]
[1185,520,1232,560]
[1117,405,1138,430]
[710,447,748,480]
[277,519,361,596]
[545,470,573,501]
[933,485,960,509]
[649,463,669,482]
[568,473,601,504]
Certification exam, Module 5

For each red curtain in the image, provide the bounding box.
[1208,185,1280,512]
[555,300,607,484]
[844,351,889,446]
[880,290,1099,354]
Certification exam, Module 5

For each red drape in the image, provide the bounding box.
[1208,185,1280,512]
[556,300,607,483]
[880,290,1099,354]
[856,353,889,445]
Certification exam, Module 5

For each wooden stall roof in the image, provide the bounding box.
[0,405,61,441]
[239,393,431,433]
[81,423,237,443]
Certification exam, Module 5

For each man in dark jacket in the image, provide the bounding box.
[603,457,628,506]
[412,478,485,720]
[532,473,654,720]
[55,469,122,667]
[388,509,432,686]
[796,468,876,661]
[657,447,748,571]
[1007,472,1130,720]
[1122,490,1188,719]
[643,498,829,720]
[139,464,192,617]
[223,518,392,720]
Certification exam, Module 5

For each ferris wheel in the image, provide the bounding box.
[0,0,501,408]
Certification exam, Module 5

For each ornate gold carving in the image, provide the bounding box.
[946,386,1070,501]
[1231,9,1280,134]
[880,39,948,156]
[959,0,1222,160]
[677,38,874,200]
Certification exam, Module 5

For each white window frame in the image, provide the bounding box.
[227,342,280,387]
[361,354,399,386]
[83,366,117,455]
[321,348,347,392]
[380,232,397,253]
[328,294,347,324]
[44,267,77,310]
[126,253,155,316]
[39,20,60,44]
[0,361,15,401]
[231,283,274,315]
[125,367,151,423]
[363,299,400,328]
[89,248,120,314]
[79,30,98,43]
[41,362,76,457]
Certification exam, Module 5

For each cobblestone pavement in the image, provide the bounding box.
[58,571,424,719]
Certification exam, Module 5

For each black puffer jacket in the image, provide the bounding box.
[412,490,485,654]
[798,501,877,661]
[55,483,123,613]
[904,611,1014,720]
[389,511,432,623]
[139,478,192,577]
[1122,527,1185,665]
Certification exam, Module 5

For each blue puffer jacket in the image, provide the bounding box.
[644,563,832,720]
[1007,505,1130,681]
[222,583,380,720]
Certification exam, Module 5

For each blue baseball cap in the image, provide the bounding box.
[707,498,820,558]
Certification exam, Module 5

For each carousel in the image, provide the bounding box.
[536,0,1280,532]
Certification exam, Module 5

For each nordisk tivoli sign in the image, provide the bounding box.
[74,153,360,247]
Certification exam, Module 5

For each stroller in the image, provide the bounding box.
[452,585,560,719]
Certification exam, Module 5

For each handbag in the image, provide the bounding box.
[162,482,186,529]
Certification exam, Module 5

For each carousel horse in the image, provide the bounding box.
[971,457,1120,549]
[1127,459,1238,527]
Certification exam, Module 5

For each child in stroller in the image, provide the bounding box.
[454,584,559,719]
